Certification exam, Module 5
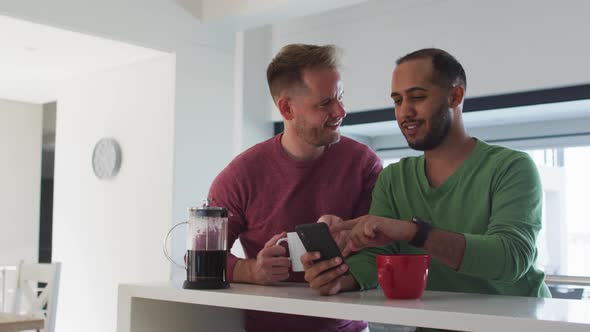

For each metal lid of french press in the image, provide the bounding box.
[189,199,228,217]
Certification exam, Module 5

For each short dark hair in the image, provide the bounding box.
[266,44,341,102]
[396,48,466,89]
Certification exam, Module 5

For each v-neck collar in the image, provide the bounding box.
[417,138,483,195]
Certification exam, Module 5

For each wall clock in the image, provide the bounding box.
[92,138,122,179]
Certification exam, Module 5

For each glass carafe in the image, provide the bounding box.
[164,200,230,289]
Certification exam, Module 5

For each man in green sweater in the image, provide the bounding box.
[301,48,550,303]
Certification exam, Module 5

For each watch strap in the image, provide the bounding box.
[408,216,432,248]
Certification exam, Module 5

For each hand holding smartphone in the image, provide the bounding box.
[295,223,345,264]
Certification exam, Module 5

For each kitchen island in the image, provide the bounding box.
[117,281,590,332]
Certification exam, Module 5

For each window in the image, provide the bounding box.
[525,145,590,278]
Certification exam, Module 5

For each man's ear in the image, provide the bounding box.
[278,96,294,120]
[448,85,465,108]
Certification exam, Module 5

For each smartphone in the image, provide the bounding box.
[295,223,345,264]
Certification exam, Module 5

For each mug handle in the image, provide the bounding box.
[163,221,188,269]
[276,237,290,259]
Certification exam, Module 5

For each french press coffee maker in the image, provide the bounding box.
[164,200,230,289]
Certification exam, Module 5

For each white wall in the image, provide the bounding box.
[234,26,275,153]
[52,55,175,332]
[0,99,42,265]
[170,46,237,280]
[270,0,590,120]
[0,0,239,304]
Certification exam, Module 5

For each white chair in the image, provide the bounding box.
[12,262,61,332]
[0,262,21,312]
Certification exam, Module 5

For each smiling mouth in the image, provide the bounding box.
[401,121,423,136]
[325,120,342,128]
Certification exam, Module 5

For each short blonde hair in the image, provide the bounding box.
[266,44,341,102]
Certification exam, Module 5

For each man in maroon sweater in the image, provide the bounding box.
[209,44,382,332]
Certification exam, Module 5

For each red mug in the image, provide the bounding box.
[377,254,430,299]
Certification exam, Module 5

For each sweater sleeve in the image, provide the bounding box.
[208,165,247,283]
[459,154,543,282]
[347,167,400,290]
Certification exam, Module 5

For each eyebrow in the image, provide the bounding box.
[390,87,427,98]
[319,90,344,103]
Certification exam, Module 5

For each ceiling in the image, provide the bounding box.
[0,0,370,105]
[175,0,369,30]
[0,14,167,104]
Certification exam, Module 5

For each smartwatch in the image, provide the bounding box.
[408,216,433,248]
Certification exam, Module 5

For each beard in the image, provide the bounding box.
[294,117,341,147]
[405,103,451,151]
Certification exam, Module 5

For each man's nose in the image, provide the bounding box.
[396,101,416,119]
[333,101,347,119]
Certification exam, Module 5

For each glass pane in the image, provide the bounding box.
[524,146,590,277]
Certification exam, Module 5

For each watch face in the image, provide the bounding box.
[92,138,122,179]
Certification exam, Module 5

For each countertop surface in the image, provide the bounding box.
[119,281,590,332]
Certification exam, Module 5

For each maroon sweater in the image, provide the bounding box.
[209,134,382,332]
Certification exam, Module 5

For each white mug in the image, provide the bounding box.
[276,232,306,272]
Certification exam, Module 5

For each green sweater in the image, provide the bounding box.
[347,139,550,299]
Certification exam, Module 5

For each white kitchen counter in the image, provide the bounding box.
[117,281,590,332]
